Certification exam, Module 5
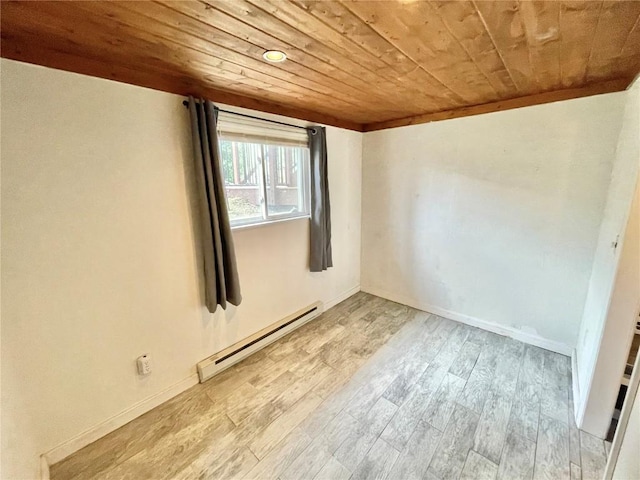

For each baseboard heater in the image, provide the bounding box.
[197,301,323,383]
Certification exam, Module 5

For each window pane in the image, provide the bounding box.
[219,139,264,226]
[264,144,310,217]
[218,124,310,228]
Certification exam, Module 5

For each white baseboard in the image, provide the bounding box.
[42,373,199,470]
[362,286,573,356]
[323,285,361,311]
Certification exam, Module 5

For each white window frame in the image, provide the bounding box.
[217,112,311,230]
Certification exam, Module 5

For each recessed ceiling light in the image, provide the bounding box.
[263,50,287,63]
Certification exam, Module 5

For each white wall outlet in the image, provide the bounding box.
[136,354,152,376]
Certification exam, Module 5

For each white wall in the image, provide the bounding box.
[575,79,640,436]
[361,93,626,352]
[579,181,639,437]
[0,59,362,479]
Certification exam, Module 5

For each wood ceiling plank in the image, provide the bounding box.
[586,1,640,82]
[364,78,631,132]
[282,0,462,109]
[0,5,378,125]
[0,34,363,131]
[519,0,562,91]
[0,2,303,102]
[1,33,202,95]
[158,0,436,117]
[125,0,415,118]
[341,0,500,105]
[63,1,386,118]
[614,14,640,79]
[559,1,603,88]
[248,0,450,103]
[211,0,454,114]
[4,26,301,110]
[429,0,518,97]
[2,0,638,129]
[472,0,535,94]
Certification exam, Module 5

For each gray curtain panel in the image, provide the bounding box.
[188,97,242,311]
[308,126,333,272]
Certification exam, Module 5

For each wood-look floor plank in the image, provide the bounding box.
[312,456,351,480]
[428,404,481,480]
[193,446,258,480]
[386,312,439,351]
[422,373,466,431]
[333,397,397,471]
[299,375,362,437]
[381,342,433,406]
[508,345,544,442]
[449,340,482,380]
[533,414,571,480]
[460,450,499,480]
[226,371,298,424]
[508,382,540,442]
[579,431,607,480]
[350,438,399,480]
[521,345,546,385]
[457,334,503,414]
[386,421,442,480]
[279,435,332,480]
[570,462,582,480]
[540,351,570,424]
[497,431,536,480]
[474,392,513,464]
[270,361,334,412]
[314,410,361,454]
[379,383,436,452]
[380,357,452,451]
[248,391,323,459]
[301,322,346,356]
[242,427,312,480]
[491,338,524,397]
[311,364,360,400]
[343,357,402,421]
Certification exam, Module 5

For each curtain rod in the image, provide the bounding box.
[182,100,309,131]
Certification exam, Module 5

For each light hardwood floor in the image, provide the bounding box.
[51,293,609,480]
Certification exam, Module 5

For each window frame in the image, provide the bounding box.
[216,115,311,230]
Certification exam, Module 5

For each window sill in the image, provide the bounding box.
[230,215,310,232]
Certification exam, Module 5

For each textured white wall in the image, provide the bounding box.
[0,59,361,479]
[576,79,640,436]
[361,93,626,350]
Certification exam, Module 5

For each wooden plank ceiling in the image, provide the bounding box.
[2,1,640,131]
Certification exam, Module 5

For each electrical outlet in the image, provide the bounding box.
[137,354,152,376]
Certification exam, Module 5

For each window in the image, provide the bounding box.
[217,112,311,228]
